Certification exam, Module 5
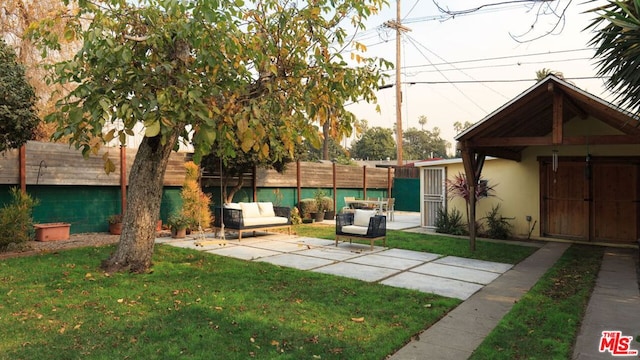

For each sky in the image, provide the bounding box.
[347,0,613,157]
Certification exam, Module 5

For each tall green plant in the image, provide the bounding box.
[0,188,39,250]
[482,204,514,240]
[446,172,496,226]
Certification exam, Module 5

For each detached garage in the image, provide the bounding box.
[417,75,640,246]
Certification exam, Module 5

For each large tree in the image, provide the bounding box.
[587,0,640,112]
[32,0,389,273]
[350,126,396,160]
[402,127,449,160]
[0,39,39,152]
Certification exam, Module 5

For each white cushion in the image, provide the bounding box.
[342,225,369,235]
[243,216,289,227]
[258,202,276,217]
[353,209,375,227]
[239,202,261,218]
[224,203,241,210]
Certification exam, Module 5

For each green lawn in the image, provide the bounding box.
[0,226,590,359]
[470,245,604,359]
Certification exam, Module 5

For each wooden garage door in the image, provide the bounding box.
[541,157,639,244]
[592,163,640,243]
[542,161,588,239]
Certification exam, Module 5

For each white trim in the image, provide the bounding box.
[414,156,498,168]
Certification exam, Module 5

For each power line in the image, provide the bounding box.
[406,76,605,84]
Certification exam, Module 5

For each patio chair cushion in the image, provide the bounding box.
[354,209,376,227]
[341,225,369,236]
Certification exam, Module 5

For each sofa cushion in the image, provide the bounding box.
[224,203,241,210]
[341,225,369,236]
[240,202,261,218]
[353,209,375,227]
[243,216,289,227]
[258,202,276,217]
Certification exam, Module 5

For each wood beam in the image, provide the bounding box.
[470,134,640,147]
[552,88,563,145]
[460,146,478,251]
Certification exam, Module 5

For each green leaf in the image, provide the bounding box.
[145,120,161,137]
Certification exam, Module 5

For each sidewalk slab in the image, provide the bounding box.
[389,242,570,360]
[257,253,336,270]
[313,261,400,282]
[434,256,513,273]
[573,248,640,360]
[346,253,424,270]
[411,262,502,285]
[205,246,281,260]
[378,248,442,262]
[381,271,484,300]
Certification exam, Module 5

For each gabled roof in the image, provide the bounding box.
[455,75,640,161]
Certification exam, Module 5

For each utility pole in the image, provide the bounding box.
[384,1,411,166]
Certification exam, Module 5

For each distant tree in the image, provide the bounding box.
[0,39,39,152]
[453,120,474,134]
[298,138,348,162]
[402,127,449,160]
[535,68,565,81]
[2,0,80,140]
[418,115,427,130]
[587,0,640,112]
[350,126,396,160]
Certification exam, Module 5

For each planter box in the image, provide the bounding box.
[34,223,71,242]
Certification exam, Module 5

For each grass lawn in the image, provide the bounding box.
[470,245,604,359]
[0,225,552,359]
[1,245,460,359]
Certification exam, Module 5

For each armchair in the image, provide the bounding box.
[335,210,386,250]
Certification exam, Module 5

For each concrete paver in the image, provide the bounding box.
[411,262,502,285]
[346,253,424,270]
[381,271,485,300]
[388,242,571,359]
[313,262,401,282]
[572,248,640,360]
[257,253,336,270]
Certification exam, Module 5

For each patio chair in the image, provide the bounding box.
[383,198,395,221]
[335,210,386,250]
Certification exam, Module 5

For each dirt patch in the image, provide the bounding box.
[0,233,121,260]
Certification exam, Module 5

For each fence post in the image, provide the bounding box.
[332,162,337,210]
[388,167,392,198]
[120,146,127,215]
[296,160,301,208]
[363,165,367,199]
[19,145,26,193]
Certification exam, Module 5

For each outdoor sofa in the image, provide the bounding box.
[214,202,291,240]
[335,209,387,250]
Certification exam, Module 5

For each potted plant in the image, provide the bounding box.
[311,189,326,223]
[167,213,191,239]
[108,214,123,235]
[322,196,335,220]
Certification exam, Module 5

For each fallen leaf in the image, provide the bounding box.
[270,340,279,346]
[117,298,124,303]
[351,317,365,323]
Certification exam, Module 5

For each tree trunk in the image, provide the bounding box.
[322,120,330,160]
[102,131,179,273]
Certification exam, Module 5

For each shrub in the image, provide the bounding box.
[482,204,513,240]
[180,162,212,229]
[0,188,38,251]
[435,207,467,236]
[290,207,302,225]
[298,198,317,219]
[321,196,334,212]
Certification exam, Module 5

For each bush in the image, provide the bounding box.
[0,188,38,251]
[483,204,513,240]
[298,198,317,219]
[321,196,334,212]
[435,207,467,235]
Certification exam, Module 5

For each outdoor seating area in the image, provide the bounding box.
[213,202,291,240]
[335,209,387,250]
[342,196,395,221]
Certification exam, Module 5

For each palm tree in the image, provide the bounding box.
[587,0,640,112]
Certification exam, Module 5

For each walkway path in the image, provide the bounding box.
[572,248,640,360]
[388,242,570,359]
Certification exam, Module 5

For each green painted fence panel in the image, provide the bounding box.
[393,178,420,212]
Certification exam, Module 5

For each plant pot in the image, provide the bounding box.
[311,212,324,223]
[34,223,71,241]
[109,222,123,235]
[171,227,187,239]
[156,220,162,232]
[324,211,335,220]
